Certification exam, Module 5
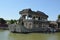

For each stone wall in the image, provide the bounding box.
[24,21,33,29]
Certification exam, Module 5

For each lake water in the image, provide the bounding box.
[0,30,60,40]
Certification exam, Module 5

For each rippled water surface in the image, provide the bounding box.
[0,30,60,40]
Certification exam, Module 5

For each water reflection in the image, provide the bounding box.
[0,30,10,40]
[9,33,58,40]
[0,30,60,40]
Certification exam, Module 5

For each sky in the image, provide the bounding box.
[0,0,60,21]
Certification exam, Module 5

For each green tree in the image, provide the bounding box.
[10,19,17,24]
[0,18,6,24]
[10,20,14,24]
[14,20,17,23]
[58,14,60,19]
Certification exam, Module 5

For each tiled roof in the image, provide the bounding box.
[19,8,48,17]
[19,9,32,14]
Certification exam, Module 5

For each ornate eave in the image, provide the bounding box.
[19,9,48,18]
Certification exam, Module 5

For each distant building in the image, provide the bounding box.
[57,19,60,28]
[0,24,8,29]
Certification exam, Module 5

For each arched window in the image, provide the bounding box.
[38,17,40,20]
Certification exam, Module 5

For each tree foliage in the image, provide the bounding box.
[58,14,60,19]
[10,19,17,24]
[0,18,6,24]
[10,20,14,24]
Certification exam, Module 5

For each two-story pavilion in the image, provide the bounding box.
[19,9,49,32]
